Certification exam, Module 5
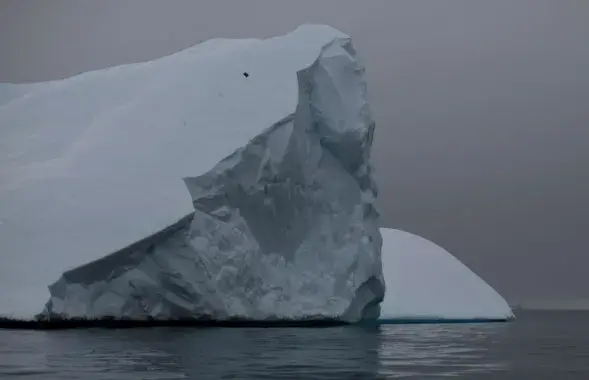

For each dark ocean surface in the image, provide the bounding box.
[1,310,588,379]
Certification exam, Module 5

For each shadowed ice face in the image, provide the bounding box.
[1,0,588,306]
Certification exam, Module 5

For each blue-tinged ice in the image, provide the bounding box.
[0,25,383,322]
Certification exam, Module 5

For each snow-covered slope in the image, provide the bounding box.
[380,228,513,321]
[0,25,384,322]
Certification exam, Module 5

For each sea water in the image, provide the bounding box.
[1,310,588,379]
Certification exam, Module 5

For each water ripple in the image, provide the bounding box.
[377,325,507,378]
[1,312,588,379]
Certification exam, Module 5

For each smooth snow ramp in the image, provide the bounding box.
[379,228,513,321]
[0,25,384,323]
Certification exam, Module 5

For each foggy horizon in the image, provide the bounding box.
[1,0,588,307]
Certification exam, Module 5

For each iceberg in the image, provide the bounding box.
[0,25,384,323]
[379,228,514,322]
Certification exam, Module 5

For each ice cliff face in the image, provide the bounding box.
[0,25,383,322]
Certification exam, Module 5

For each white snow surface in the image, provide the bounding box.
[0,25,384,321]
[380,228,514,320]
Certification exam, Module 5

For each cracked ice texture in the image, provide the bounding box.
[0,25,384,322]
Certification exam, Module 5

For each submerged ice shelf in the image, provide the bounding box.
[0,25,384,323]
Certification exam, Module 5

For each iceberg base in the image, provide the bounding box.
[376,316,514,325]
[0,316,350,330]
[0,315,514,330]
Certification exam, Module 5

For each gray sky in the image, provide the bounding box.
[1,0,588,306]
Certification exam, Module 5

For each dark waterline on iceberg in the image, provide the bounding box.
[0,315,513,330]
[0,317,348,330]
[377,317,513,325]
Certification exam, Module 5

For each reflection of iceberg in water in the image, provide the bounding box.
[1,325,512,378]
[171,327,382,378]
[17,327,382,378]
[377,324,509,378]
